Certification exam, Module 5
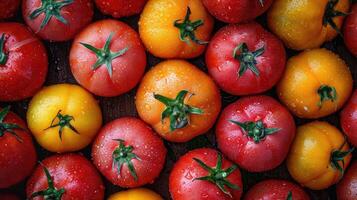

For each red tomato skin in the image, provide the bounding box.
[0,23,48,101]
[341,90,357,147]
[244,179,310,200]
[344,4,357,56]
[70,19,146,97]
[22,0,93,41]
[26,154,105,200]
[92,117,167,188]
[0,0,20,19]
[95,0,147,18]
[337,161,357,200]
[169,148,243,200]
[216,96,296,172]
[0,193,21,200]
[206,22,286,95]
[0,108,37,188]
[202,0,273,23]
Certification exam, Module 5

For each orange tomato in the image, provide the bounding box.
[108,188,163,200]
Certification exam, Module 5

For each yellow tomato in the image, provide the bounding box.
[108,188,163,200]
[27,84,102,153]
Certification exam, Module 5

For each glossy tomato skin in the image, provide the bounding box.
[70,19,146,97]
[216,96,295,172]
[0,0,20,19]
[344,4,357,56]
[0,23,48,102]
[169,148,243,200]
[92,117,167,188]
[108,188,163,200]
[341,90,357,146]
[337,161,357,200]
[206,22,286,95]
[0,107,37,188]
[26,154,105,200]
[95,0,147,18]
[202,0,272,23]
[22,0,93,41]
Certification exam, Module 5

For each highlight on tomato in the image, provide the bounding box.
[108,188,163,200]
[336,161,357,200]
[94,0,147,18]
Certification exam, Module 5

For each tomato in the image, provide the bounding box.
[108,188,163,200]
[0,193,20,200]
[277,48,353,119]
[202,0,273,23]
[169,148,243,200]
[287,121,353,190]
[27,84,102,153]
[0,106,37,188]
[139,0,214,59]
[344,4,357,56]
[268,0,350,50]
[92,117,166,188]
[216,96,295,172]
[341,90,357,147]
[22,0,93,41]
[26,154,104,200]
[0,23,48,102]
[136,60,221,142]
[337,161,357,200]
[244,179,310,200]
[95,0,147,18]
[70,19,146,97]
[0,0,20,19]
[206,22,286,95]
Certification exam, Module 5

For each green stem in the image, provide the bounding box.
[317,85,337,107]
[230,120,280,143]
[0,106,23,143]
[323,0,348,35]
[286,191,293,200]
[330,140,354,175]
[233,43,264,77]
[44,110,78,140]
[0,33,7,65]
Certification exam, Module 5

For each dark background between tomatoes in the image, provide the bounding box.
[0,4,356,200]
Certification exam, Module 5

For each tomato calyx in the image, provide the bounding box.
[29,0,74,30]
[0,106,23,142]
[154,90,203,131]
[323,0,348,35]
[330,141,354,175]
[44,110,78,140]
[112,139,141,181]
[286,191,292,200]
[193,153,240,198]
[80,33,128,78]
[0,33,7,65]
[317,85,337,107]
[174,7,208,45]
[230,120,280,143]
[233,43,264,77]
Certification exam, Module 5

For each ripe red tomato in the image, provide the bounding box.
[22,0,93,41]
[27,154,104,200]
[216,95,296,172]
[0,23,48,102]
[344,4,357,56]
[92,117,166,188]
[70,19,146,97]
[206,22,286,95]
[169,148,243,200]
[0,0,20,19]
[202,0,273,23]
[341,89,357,146]
[244,179,310,200]
[337,161,357,200]
[95,0,147,18]
[0,106,37,189]
[0,193,20,200]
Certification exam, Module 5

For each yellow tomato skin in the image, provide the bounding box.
[287,121,352,190]
[139,0,214,59]
[268,0,350,50]
[108,188,163,200]
[27,84,102,153]
[277,48,352,119]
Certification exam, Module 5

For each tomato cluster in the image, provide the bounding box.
[0,0,356,199]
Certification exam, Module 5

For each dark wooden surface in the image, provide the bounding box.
[0,5,356,200]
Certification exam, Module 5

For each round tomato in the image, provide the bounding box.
[216,96,295,172]
[244,179,310,200]
[268,0,350,50]
[0,193,20,200]
[344,4,357,56]
[70,19,146,97]
[206,22,286,95]
[0,106,37,188]
[341,90,357,147]
[26,154,104,200]
[202,0,273,23]
[136,60,221,142]
[95,0,147,18]
[169,148,243,200]
[287,121,353,190]
[27,84,102,153]
[139,0,214,59]
[92,117,166,188]
[108,188,163,200]
[337,161,357,200]
[0,22,48,102]
[277,48,353,119]
[0,0,20,19]
[22,0,93,41]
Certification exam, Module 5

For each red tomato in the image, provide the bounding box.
[216,96,296,172]
[337,161,357,200]
[0,106,37,188]
[169,148,243,200]
[92,117,166,188]
[0,0,20,19]
[22,0,93,41]
[0,193,20,200]
[344,4,357,56]
[95,0,147,18]
[70,19,146,97]
[202,0,273,23]
[0,23,48,101]
[206,22,286,95]
[341,89,357,146]
[244,179,310,200]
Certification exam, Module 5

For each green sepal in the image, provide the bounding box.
[44,110,79,140]
[0,33,7,65]
[230,120,280,143]
[0,106,24,143]
[323,0,348,36]
[317,85,337,107]
[286,191,293,200]
[330,140,354,175]
[233,43,264,77]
